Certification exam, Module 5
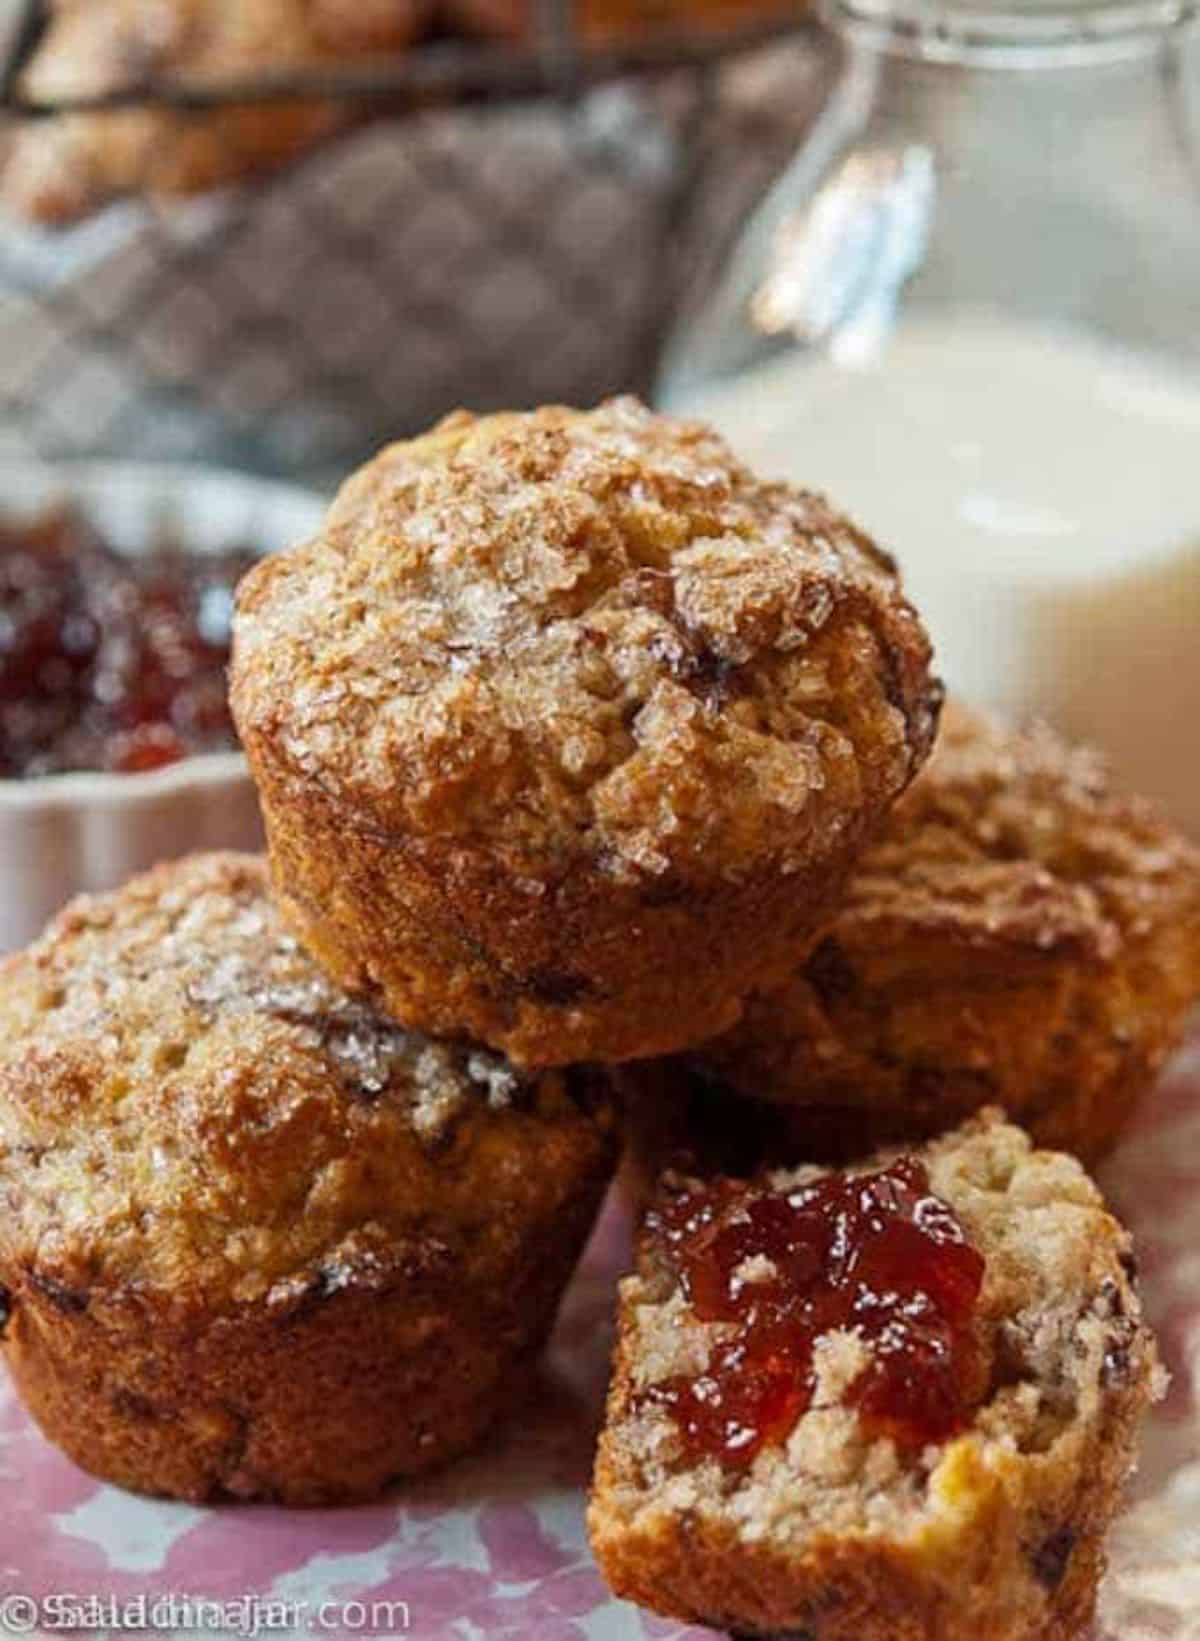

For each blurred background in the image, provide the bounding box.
[0,0,1197,942]
[0,0,829,480]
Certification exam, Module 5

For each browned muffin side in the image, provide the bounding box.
[0,853,617,1506]
[232,398,940,1067]
[591,1112,1162,1640]
[3,0,428,225]
[684,702,1200,1164]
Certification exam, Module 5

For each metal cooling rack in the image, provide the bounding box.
[0,2,828,482]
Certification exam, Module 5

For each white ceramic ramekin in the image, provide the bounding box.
[0,463,326,952]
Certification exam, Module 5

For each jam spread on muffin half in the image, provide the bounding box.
[643,1159,987,1466]
[0,507,254,777]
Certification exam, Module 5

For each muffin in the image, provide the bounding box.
[682,703,1200,1165]
[232,398,940,1067]
[590,1111,1162,1640]
[0,853,617,1505]
[3,0,428,225]
[446,0,801,45]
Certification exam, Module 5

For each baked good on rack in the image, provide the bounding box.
[0,852,616,1505]
[447,0,800,43]
[231,397,940,1067]
[685,702,1200,1165]
[590,1110,1161,1640]
[2,0,428,224]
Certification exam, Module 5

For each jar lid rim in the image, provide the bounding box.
[823,0,1198,62]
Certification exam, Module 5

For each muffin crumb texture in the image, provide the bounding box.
[590,1112,1162,1641]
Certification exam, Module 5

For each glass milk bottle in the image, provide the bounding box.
[661,0,1200,830]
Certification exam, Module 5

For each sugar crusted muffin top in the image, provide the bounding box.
[232,398,938,881]
[839,700,1200,961]
[685,702,1200,1162]
[0,854,611,1312]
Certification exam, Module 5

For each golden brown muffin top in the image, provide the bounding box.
[838,701,1200,963]
[0,854,613,1314]
[233,399,937,883]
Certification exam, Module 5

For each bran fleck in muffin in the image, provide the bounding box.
[590,1111,1162,1640]
[0,853,617,1505]
[232,398,940,1067]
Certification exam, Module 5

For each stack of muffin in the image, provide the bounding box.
[0,400,1196,1640]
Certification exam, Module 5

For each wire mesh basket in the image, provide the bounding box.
[0,2,831,484]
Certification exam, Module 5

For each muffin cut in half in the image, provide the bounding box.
[690,702,1200,1165]
[590,1111,1161,1640]
[0,853,617,1505]
[232,397,940,1067]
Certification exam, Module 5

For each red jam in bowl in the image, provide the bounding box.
[0,507,256,778]
[642,1158,987,1467]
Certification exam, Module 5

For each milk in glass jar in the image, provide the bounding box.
[661,0,1200,828]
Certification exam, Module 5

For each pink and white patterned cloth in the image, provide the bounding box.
[4,1032,1199,1641]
